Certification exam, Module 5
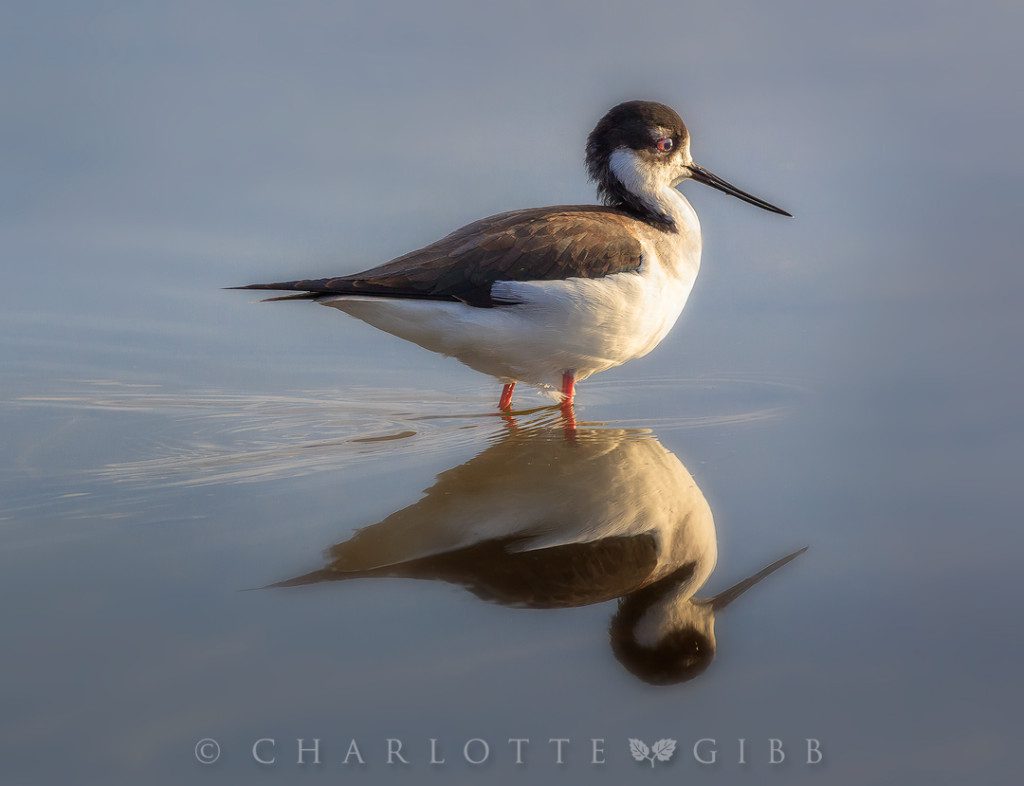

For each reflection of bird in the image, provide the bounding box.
[273,423,805,685]
[233,101,790,410]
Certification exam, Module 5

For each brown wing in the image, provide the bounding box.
[234,206,645,307]
[270,533,663,609]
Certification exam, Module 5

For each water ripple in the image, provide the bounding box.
[8,375,810,489]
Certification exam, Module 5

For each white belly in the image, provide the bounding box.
[323,263,697,392]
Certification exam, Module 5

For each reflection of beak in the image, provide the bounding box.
[686,163,793,217]
[705,547,807,610]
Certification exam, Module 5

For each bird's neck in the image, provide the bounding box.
[641,187,704,281]
[658,187,701,240]
[613,559,704,644]
[605,151,700,239]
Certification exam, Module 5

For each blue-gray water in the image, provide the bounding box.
[1,2,1021,784]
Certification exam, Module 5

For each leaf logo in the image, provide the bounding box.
[629,738,677,767]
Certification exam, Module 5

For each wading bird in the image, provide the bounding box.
[234,101,790,409]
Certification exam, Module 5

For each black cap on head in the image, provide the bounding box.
[586,101,688,227]
[587,100,689,160]
[610,614,715,686]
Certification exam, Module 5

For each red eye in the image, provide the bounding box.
[656,137,674,152]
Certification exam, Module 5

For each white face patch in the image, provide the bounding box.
[633,593,716,650]
[609,147,667,214]
[609,145,700,232]
[672,138,694,185]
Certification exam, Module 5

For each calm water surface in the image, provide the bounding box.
[2,2,1022,784]
[3,372,825,779]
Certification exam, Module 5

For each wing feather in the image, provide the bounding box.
[234,205,645,307]
[270,533,663,609]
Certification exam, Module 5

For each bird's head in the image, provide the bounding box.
[610,547,806,685]
[586,100,792,227]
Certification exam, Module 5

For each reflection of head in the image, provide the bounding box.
[609,567,716,685]
[611,620,716,686]
[609,547,808,685]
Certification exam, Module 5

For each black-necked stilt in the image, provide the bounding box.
[233,101,791,409]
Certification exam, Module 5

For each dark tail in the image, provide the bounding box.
[225,278,348,302]
[255,292,323,302]
[226,278,465,303]
[263,563,408,589]
[263,568,343,589]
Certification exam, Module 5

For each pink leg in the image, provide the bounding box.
[560,371,577,436]
[560,371,575,403]
[498,382,516,411]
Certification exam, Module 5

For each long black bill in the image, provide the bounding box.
[687,163,792,217]
[705,546,807,611]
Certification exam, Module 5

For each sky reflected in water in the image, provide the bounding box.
[1,1,1022,784]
